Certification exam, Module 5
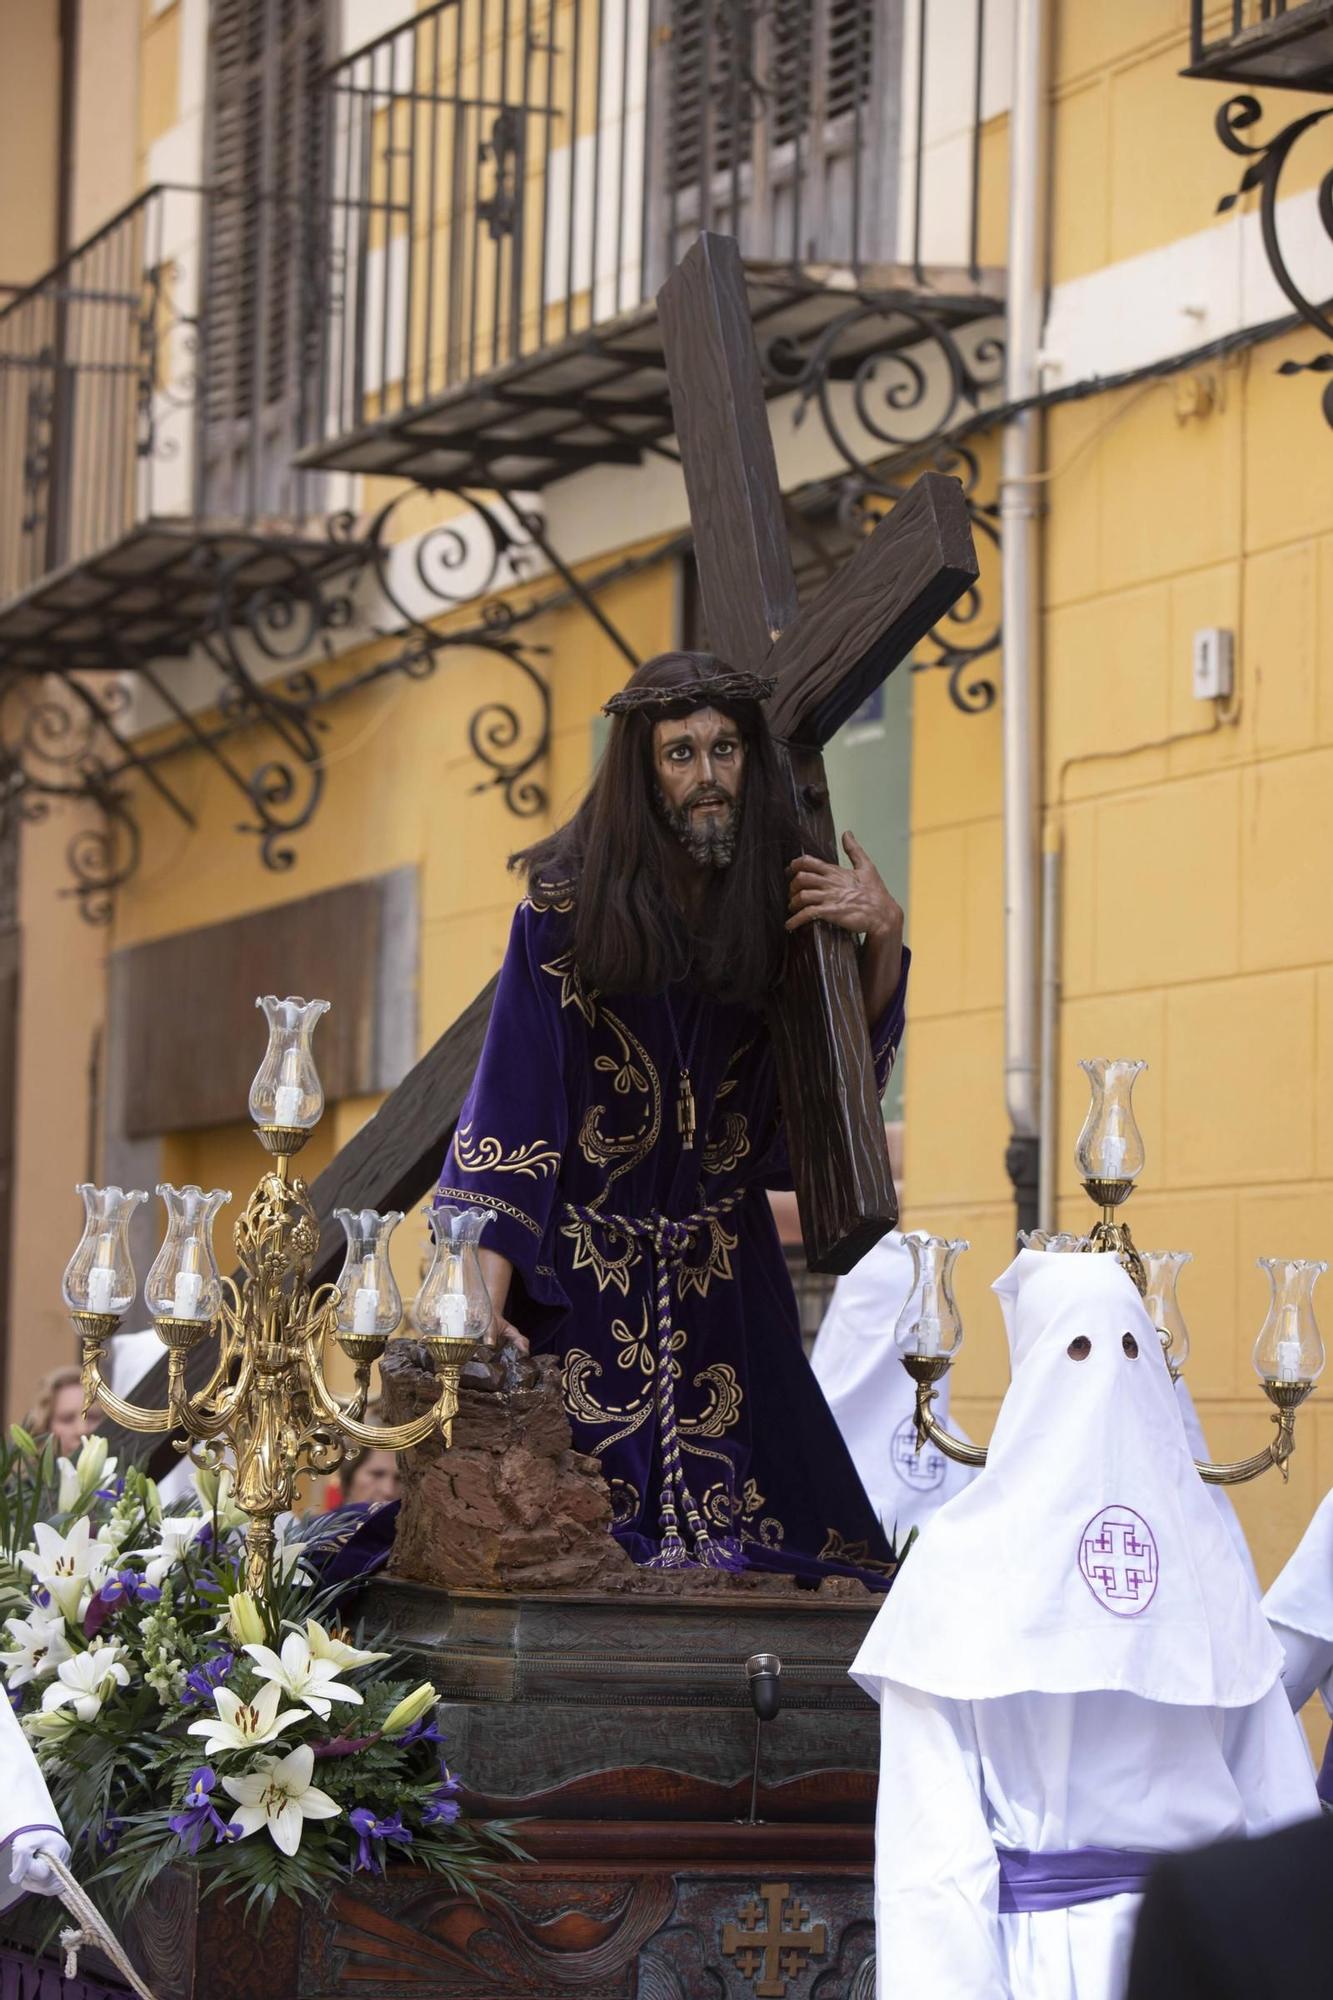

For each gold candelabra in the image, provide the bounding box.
[901,1059,1325,1488]
[65,996,490,1592]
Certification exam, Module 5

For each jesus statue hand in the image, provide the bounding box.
[478,1247,530,1356]
[785,831,905,1025]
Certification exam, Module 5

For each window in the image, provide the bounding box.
[202,0,326,519]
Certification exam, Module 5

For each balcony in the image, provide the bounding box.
[0,183,351,677]
[1185,1,1333,90]
[298,0,1006,492]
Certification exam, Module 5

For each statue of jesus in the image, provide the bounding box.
[435,650,909,1582]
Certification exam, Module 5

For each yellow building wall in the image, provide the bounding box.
[0,0,60,286]
[916,0,1333,1603]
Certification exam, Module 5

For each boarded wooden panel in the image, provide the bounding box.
[114,877,399,1139]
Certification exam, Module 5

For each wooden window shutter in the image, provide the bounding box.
[203,0,326,515]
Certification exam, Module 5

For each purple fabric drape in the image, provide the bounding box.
[437,897,910,1585]
[0,1942,129,1999]
[996,1845,1161,1914]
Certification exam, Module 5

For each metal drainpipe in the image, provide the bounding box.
[1000,0,1051,1237]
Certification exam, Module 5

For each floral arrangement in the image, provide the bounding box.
[0,1428,514,1921]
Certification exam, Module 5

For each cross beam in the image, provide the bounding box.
[657,233,978,1271]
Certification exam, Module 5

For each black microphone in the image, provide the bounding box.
[746,1651,782,1724]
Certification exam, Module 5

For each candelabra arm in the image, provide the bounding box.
[304,1334,458,1452]
[899,1355,989,1468]
[74,1319,175,1436]
[1194,1381,1309,1487]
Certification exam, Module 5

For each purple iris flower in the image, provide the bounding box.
[96,1817,125,1854]
[348,1808,413,1874]
[168,1768,236,1854]
[98,1570,160,1607]
[398,1713,445,1748]
[83,1569,161,1639]
[423,1766,461,1827]
[182,1651,235,1706]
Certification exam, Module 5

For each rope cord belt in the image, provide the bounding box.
[563,1192,746,1572]
[44,1852,160,2000]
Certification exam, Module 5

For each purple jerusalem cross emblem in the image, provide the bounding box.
[891,1414,946,1492]
[1078,1504,1159,1617]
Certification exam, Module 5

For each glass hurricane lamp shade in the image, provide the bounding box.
[1019,1230,1089,1253]
[893,1235,968,1361]
[144,1185,231,1323]
[411,1204,497,1352]
[1141,1249,1193,1376]
[1075,1059,1147,1189]
[1252,1258,1327,1387]
[333,1208,405,1341]
[61,1185,148,1317]
[248,996,330,1132]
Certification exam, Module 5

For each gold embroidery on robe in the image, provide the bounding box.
[562,1348,653,1453]
[701,1111,750,1177]
[608,1478,640,1527]
[561,1214,640,1296]
[541,950,598,1027]
[676,1213,738,1299]
[453,1122,560,1181]
[435,1186,542,1239]
[678,1362,743,1437]
[818,1528,897,1577]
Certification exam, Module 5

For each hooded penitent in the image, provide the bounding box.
[811,1231,979,1542]
[853,1249,1282,1708]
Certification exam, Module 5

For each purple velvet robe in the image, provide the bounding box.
[436,892,909,1585]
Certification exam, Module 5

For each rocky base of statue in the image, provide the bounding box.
[379,1341,874,1598]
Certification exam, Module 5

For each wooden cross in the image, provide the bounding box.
[656,233,977,1271]
[107,232,976,1470]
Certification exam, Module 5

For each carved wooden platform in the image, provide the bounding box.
[120,1823,876,2000]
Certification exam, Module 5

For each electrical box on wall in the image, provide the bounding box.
[1192,628,1234,702]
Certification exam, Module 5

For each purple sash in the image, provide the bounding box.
[996,1844,1160,1914]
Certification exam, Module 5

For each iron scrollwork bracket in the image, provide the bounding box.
[1215,92,1333,427]
[760,300,1006,716]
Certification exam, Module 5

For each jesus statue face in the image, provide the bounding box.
[651,706,747,867]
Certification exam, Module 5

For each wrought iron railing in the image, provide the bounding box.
[1187,0,1333,87]
[0,181,322,610]
[311,0,999,452]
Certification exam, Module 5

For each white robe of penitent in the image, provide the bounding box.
[1264,1485,1333,1736]
[0,1680,64,1913]
[852,1250,1318,2000]
[810,1232,978,1542]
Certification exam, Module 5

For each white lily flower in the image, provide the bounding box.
[186,1680,306,1756]
[142,1516,204,1588]
[221,1742,340,1856]
[18,1519,107,1625]
[40,1641,131,1721]
[302,1618,389,1672]
[243,1632,364,1720]
[273,1532,312,1585]
[0,1612,72,1687]
[55,1435,117,1513]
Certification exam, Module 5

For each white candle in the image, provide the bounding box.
[916,1314,942,1358]
[88,1266,116,1314]
[1099,1134,1126,1179]
[352,1286,379,1335]
[173,1269,204,1320]
[274,1082,303,1127]
[1276,1304,1303,1383]
[440,1292,468,1339]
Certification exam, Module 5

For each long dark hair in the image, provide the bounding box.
[513,651,794,1007]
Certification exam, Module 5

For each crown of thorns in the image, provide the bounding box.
[601,670,776,718]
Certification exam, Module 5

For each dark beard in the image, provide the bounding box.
[654,782,742,867]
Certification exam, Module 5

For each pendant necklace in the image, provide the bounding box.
[665,989,702,1148]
